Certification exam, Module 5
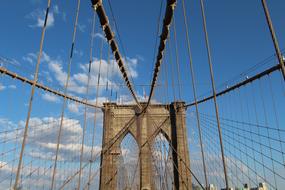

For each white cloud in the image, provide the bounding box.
[42,71,53,82]
[136,54,145,62]
[27,7,57,28]
[0,161,12,173]
[26,52,54,84]
[37,12,54,27]
[77,23,86,33]
[53,5,59,14]
[25,116,102,162]
[42,92,60,103]
[0,83,6,91]
[8,85,17,89]
[23,56,34,64]
[116,92,161,105]
[93,33,106,41]
[20,51,142,118]
[67,102,80,113]
[52,4,67,23]
[0,159,99,189]
[189,151,251,187]
[0,56,19,67]
[124,57,138,78]
[0,118,18,128]
[1,116,102,164]
[0,83,17,91]
[154,133,168,144]
[0,161,14,189]
[45,54,116,95]
[66,101,104,127]
[23,53,36,64]
[75,57,139,94]
[36,142,101,162]
[87,96,108,107]
[23,51,140,98]
[62,12,67,22]
[46,58,87,94]
[74,49,83,57]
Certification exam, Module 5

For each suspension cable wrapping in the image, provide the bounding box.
[145,0,177,111]
[91,0,141,107]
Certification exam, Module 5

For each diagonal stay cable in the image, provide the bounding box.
[146,113,205,190]
[58,113,139,189]
[139,107,204,189]
[0,67,102,109]
[185,63,282,108]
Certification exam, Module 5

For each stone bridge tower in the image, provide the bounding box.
[99,102,192,190]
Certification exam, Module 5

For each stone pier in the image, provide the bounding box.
[99,102,192,190]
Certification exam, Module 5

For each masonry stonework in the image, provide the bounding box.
[99,102,192,190]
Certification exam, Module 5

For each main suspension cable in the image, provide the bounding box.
[91,0,141,108]
[145,0,177,111]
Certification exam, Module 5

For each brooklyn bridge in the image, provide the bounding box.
[0,0,284,189]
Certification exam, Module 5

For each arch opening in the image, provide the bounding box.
[117,132,140,189]
[152,132,174,189]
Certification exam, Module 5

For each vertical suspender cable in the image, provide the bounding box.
[173,17,182,100]
[110,59,115,100]
[13,1,51,189]
[268,76,285,164]
[50,0,81,189]
[77,13,96,190]
[261,0,285,80]
[106,0,137,94]
[181,0,208,188]
[106,46,110,92]
[87,37,104,190]
[198,0,229,188]
[147,117,205,190]
[168,38,176,101]
[163,55,170,104]
[150,0,164,89]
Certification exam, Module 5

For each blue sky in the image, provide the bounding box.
[1,0,285,98]
[0,0,285,189]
